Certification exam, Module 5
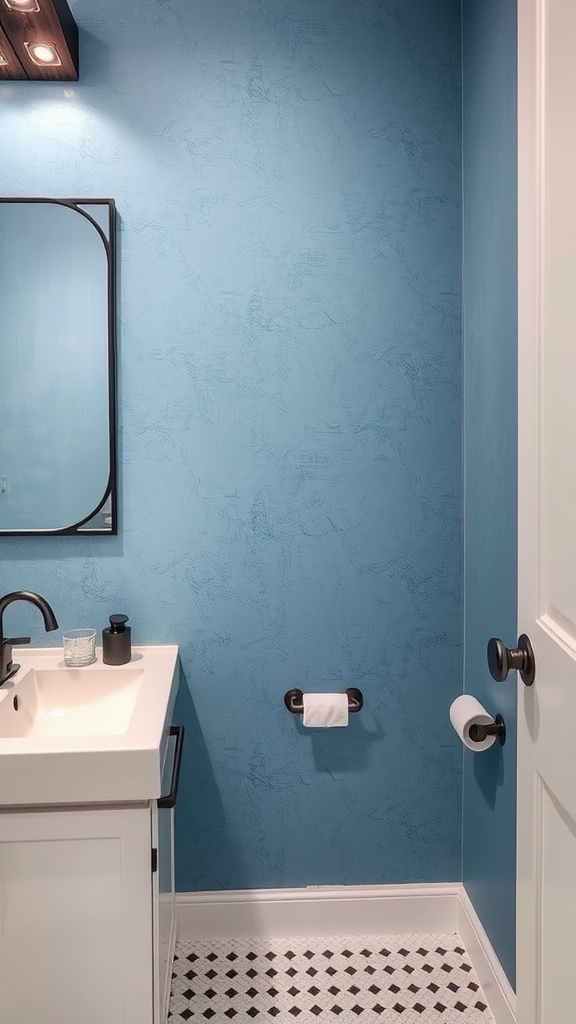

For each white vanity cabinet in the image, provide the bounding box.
[0,797,176,1024]
[0,645,181,1024]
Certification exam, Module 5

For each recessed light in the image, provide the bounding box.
[0,0,78,80]
[24,40,61,65]
[0,48,8,66]
[4,0,40,11]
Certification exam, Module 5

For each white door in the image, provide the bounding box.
[517,1,576,1021]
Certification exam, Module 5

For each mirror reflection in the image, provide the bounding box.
[0,199,116,534]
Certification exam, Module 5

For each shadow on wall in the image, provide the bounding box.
[174,670,385,891]
[473,740,505,810]
[173,667,249,892]
[297,716,385,775]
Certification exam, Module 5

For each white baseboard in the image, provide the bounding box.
[176,882,516,1024]
[458,887,516,1024]
[176,883,460,941]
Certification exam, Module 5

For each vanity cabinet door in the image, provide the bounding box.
[0,806,153,1024]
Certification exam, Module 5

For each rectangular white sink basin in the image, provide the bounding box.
[0,668,145,739]
[0,645,178,806]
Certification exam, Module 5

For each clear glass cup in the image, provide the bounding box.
[62,628,97,667]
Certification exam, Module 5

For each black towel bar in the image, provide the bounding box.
[284,687,363,714]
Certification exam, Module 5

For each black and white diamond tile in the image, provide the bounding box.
[169,933,494,1022]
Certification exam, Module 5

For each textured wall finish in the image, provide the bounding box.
[462,0,518,988]
[0,0,462,890]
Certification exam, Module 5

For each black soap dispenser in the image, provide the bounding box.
[103,614,131,665]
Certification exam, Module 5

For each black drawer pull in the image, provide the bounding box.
[158,725,185,809]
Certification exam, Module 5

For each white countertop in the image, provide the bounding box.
[0,644,179,807]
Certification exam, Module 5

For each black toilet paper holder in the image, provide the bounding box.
[468,713,506,746]
[284,687,364,714]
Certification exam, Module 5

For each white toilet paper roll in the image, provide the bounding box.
[449,694,496,751]
[302,692,349,728]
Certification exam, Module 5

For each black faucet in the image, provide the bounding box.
[0,591,59,686]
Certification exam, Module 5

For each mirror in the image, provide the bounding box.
[0,198,116,535]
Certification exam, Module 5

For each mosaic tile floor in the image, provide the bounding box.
[169,933,494,1022]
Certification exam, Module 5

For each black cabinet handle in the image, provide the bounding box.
[158,725,185,809]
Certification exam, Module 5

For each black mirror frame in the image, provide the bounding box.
[0,197,117,536]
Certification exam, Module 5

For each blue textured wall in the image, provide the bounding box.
[0,0,462,890]
[462,0,518,988]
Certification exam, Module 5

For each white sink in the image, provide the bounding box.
[0,668,145,738]
[0,645,179,806]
